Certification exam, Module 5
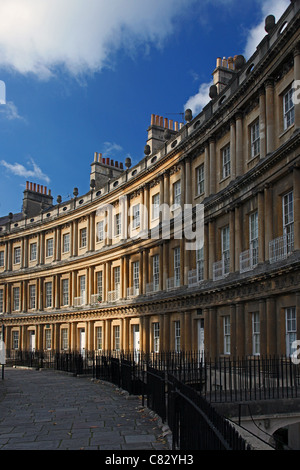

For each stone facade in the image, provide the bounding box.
[0,1,300,360]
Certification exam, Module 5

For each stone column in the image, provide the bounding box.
[230,119,236,180]
[235,112,243,176]
[258,190,265,262]
[105,319,111,351]
[180,161,185,208]
[122,256,129,299]
[163,314,170,351]
[293,166,300,250]
[185,157,192,205]
[38,278,44,311]
[265,79,274,154]
[5,240,12,271]
[180,312,186,350]
[142,315,150,354]
[259,87,266,158]
[55,274,60,309]
[120,196,128,241]
[163,170,170,207]
[204,143,210,195]
[264,184,273,260]
[159,175,164,225]
[40,231,45,264]
[70,322,77,352]
[22,280,27,312]
[122,317,130,353]
[142,249,149,294]
[294,43,300,130]
[203,308,209,357]
[204,223,209,280]
[236,303,245,357]
[23,236,28,268]
[209,307,217,359]
[71,270,77,306]
[72,220,78,256]
[184,311,192,352]
[159,243,164,291]
[53,323,59,352]
[230,209,235,272]
[163,241,169,292]
[266,297,276,355]
[180,238,185,286]
[259,299,267,357]
[234,205,242,272]
[230,304,237,356]
[56,227,61,261]
[208,218,216,279]
[143,183,149,233]
[105,261,111,301]
[209,138,216,195]
[296,293,300,345]
[89,266,95,304]
[139,250,143,295]
[89,211,95,251]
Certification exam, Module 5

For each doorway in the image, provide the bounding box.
[133,324,140,362]
[197,319,204,360]
[29,331,36,352]
[79,328,85,356]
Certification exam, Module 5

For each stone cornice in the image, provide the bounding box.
[2,255,300,326]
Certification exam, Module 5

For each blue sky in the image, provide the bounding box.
[0,0,290,217]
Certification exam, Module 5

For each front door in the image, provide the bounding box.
[197,319,204,361]
[79,328,85,356]
[133,325,140,362]
[29,331,36,352]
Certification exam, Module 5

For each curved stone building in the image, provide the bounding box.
[1,1,300,360]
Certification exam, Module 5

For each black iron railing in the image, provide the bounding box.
[6,350,299,450]
[167,374,250,450]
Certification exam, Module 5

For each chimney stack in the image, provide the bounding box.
[212,55,240,94]
[90,152,124,189]
[147,114,181,153]
[22,181,53,217]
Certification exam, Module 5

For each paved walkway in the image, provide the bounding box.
[0,367,171,450]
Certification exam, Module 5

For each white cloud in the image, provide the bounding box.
[184,81,213,117]
[0,0,195,80]
[1,158,50,183]
[243,0,290,59]
[184,0,290,116]
[102,141,123,157]
[0,101,24,120]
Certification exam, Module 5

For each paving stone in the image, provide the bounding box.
[0,367,171,450]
